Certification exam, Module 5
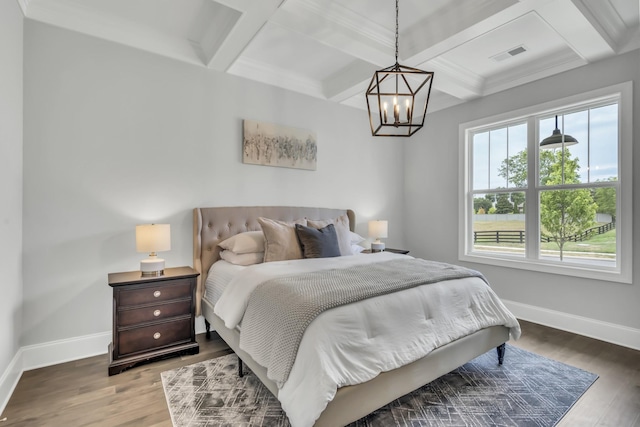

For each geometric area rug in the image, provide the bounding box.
[161,345,597,427]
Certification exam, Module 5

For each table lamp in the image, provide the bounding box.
[368,220,388,252]
[136,224,171,276]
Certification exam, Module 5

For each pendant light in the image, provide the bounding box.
[366,0,434,137]
[540,115,578,149]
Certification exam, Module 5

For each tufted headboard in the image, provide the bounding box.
[193,206,355,315]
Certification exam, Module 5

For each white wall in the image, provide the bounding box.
[21,21,406,347]
[405,50,640,336]
[0,0,24,411]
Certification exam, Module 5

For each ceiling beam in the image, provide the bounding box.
[205,0,283,71]
[25,0,203,66]
[536,0,616,62]
[323,61,378,103]
[270,0,393,67]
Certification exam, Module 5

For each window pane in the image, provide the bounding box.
[539,146,582,186]
[507,124,527,188]
[473,192,525,257]
[590,104,618,182]
[539,113,585,187]
[489,128,507,189]
[473,132,489,190]
[563,111,589,183]
[539,188,616,266]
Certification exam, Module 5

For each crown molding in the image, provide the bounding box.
[229,56,324,99]
[271,0,392,67]
[424,57,484,100]
[572,0,634,53]
[25,0,202,66]
[17,0,29,16]
[295,0,393,49]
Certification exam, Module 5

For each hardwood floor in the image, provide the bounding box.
[1,320,638,426]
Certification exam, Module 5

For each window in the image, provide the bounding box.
[459,82,632,283]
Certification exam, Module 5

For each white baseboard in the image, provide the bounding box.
[0,349,23,418]
[0,322,211,416]
[0,331,111,416]
[3,306,638,415]
[503,299,640,351]
[20,331,112,371]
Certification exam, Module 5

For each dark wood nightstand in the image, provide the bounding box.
[362,248,410,255]
[107,266,200,375]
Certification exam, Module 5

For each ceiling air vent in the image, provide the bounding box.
[491,45,527,62]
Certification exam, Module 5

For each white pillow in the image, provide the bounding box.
[220,250,264,266]
[218,231,264,254]
[349,231,366,245]
[351,244,365,254]
[307,214,352,256]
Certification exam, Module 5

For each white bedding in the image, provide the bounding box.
[204,260,245,305]
[213,252,521,427]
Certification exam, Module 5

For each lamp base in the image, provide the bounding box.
[140,258,165,277]
[371,242,385,252]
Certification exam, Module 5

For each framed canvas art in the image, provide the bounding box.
[243,119,317,170]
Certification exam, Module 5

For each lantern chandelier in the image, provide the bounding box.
[366,0,434,137]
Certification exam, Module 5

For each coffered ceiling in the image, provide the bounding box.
[19,0,640,113]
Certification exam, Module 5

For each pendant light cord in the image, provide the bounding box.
[395,0,399,64]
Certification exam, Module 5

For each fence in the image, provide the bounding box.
[473,213,612,223]
[474,230,525,244]
[474,221,615,244]
[539,221,615,243]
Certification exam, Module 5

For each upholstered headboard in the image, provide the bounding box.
[193,206,355,315]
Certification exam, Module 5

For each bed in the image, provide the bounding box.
[193,206,520,427]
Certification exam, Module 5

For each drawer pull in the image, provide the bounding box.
[153,290,161,298]
[153,332,161,340]
[153,309,161,317]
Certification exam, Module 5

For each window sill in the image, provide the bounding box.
[459,251,631,284]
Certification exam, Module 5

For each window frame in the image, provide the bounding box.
[458,82,633,284]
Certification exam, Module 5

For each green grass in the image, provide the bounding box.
[474,220,524,231]
[540,229,616,254]
[473,221,616,255]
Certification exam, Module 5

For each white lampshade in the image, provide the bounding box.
[136,224,171,276]
[368,220,388,252]
[136,224,171,253]
[368,220,388,239]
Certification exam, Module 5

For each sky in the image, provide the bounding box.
[472,102,618,191]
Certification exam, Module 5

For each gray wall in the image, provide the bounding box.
[22,21,406,346]
[0,0,24,389]
[404,49,640,330]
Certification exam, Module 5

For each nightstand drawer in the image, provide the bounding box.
[108,267,199,375]
[118,318,192,355]
[119,279,192,306]
[117,300,192,327]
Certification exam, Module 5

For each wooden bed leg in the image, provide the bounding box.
[205,319,211,339]
[496,343,506,365]
[238,355,244,378]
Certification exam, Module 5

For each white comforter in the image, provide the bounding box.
[214,252,521,427]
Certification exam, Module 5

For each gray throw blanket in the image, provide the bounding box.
[239,258,487,386]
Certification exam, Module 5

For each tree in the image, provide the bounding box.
[540,189,597,260]
[498,149,557,187]
[498,150,527,187]
[510,192,525,213]
[499,148,598,259]
[593,178,617,222]
[474,197,492,213]
[495,193,513,214]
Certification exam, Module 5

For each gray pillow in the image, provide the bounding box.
[295,223,341,259]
